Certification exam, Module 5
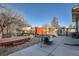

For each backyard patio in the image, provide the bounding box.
[8,36,79,56]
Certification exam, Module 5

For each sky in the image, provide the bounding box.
[7,3,78,27]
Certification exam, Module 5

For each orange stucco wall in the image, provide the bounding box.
[35,27,52,35]
[35,27,45,35]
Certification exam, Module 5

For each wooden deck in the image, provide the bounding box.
[0,36,31,46]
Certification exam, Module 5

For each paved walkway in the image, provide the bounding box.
[8,36,79,56]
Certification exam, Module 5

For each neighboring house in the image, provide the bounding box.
[35,27,53,35]
[21,26,32,33]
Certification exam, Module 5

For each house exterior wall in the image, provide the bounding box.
[35,27,54,35]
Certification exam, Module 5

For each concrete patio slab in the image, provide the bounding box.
[9,44,48,56]
[8,36,79,56]
[51,45,79,56]
[37,43,58,54]
[8,42,58,56]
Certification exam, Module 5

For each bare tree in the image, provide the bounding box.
[0,4,25,38]
[51,16,59,27]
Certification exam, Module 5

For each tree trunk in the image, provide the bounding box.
[1,27,4,38]
[7,25,8,38]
